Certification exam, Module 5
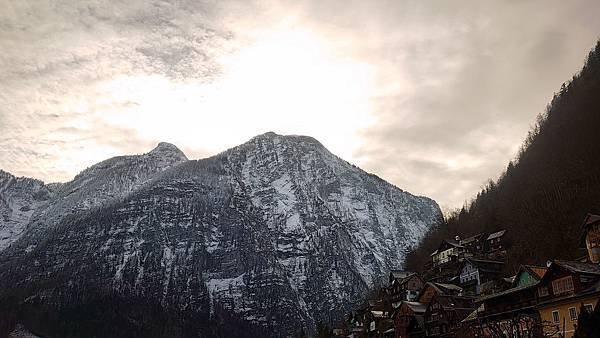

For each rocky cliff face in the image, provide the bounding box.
[0,133,441,337]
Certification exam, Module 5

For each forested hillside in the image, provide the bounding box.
[405,40,600,273]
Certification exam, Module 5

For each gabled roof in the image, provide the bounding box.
[553,260,600,275]
[462,257,504,268]
[390,270,413,280]
[430,282,463,295]
[582,213,600,228]
[476,283,534,302]
[404,301,427,314]
[434,239,464,254]
[526,265,548,279]
[580,213,600,245]
[511,265,548,288]
[486,230,507,240]
[460,233,485,245]
[431,294,475,311]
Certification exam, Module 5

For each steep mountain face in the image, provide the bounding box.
[0,170,54,251]
[0,133,441,337]
[0,143,188,252]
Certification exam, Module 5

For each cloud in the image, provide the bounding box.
[1,0,599,209]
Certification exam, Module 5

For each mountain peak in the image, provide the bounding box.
[148,142,188,161]
[250,132,324,148]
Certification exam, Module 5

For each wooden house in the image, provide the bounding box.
[417,282,463,305]
[463,265,548,337]
[580,213,600,263]
[423,294,475,337]
[485,230,508,260]
[388,272,425,303]
[392,301,427,338]
[458,258,504,295]
[431,239,465,267]
[459,233,486,256]
[536,260,600,337]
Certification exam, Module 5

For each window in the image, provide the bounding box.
[569,307,577,321]
[538,286,549,297]
[552,310,560,323]
[584,304,594,313]
[552,276,574,295]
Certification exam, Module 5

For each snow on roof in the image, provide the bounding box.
[553,260,600,275]
[371,310,385,318]
[486,230,507,240]
[404,301,427,313]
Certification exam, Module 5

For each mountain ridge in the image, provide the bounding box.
[0,132,442,337]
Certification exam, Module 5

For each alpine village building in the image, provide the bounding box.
[339,213,600,338]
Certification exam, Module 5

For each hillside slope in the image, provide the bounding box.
[406,41,600,273]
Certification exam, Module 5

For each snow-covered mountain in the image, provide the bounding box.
[0,132,441,337]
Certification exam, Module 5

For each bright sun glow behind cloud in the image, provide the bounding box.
[98,28,376,161]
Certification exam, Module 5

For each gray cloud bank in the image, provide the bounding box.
[1,0,599,209]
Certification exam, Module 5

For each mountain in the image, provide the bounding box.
[405,40,600,273]
[0,170,54,251]
[0,132,441,337]
[0,142,188,252]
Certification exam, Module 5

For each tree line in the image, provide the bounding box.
[406,40,600,274]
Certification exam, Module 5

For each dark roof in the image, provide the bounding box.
[434,239,464,254]
[580,213,600,245]
[445,239,464,248]
[476,283,535,302]
[430,282,463,295]
[460,233,485,245]
[404,301,427,314]
[553,260,600,275]
[464,257,504,267]
[390,270,414,280]
[487,230,507,240]
[582,213,600,228]
[433,295,475,312]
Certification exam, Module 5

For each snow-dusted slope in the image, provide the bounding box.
[0,170,53,251]
[0,143,187,252]
[0,133,441,337]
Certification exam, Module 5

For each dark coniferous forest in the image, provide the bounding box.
[405,41,600,274]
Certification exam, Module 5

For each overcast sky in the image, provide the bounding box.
[1,0,599,210]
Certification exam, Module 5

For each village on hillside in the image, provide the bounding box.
[335,214,600,338]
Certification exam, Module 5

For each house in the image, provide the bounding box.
[485,230,508,259]
[536,260,600,337]
[388,272,425,303]
[478,276,513,296]
[458,258,505,295]
[417,282,463,305]
[392,301,426,338]
[463,265,548,337]
[459,233,487,256]
[389,270,413,284]
[431,239,465,267]
[580,213,600,263]
[423,294,475,337]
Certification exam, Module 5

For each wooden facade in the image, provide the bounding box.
[536,260,600,337]
[389,273,425,303]
[424,294,475,337]
[393,301,426,338]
